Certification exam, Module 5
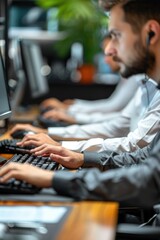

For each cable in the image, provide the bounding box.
[142,78,150,106]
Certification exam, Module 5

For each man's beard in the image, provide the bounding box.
[113,41,155,78]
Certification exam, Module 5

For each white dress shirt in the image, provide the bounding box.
[66,75,139,123]
[60,78,160,153]
[48,74,141,137]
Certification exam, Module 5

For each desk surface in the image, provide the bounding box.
[10,105,39,123]
[0,201,118,240]
[0,132,119,240]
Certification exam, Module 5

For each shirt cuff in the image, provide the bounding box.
[52,171,75,196]
[48,127,65,137]
[83,151,100,168]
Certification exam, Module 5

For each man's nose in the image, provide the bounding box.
[104,44,117,56]
[105,48,118,58]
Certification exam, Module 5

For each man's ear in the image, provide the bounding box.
[144,20,160,45]
[146,31,155,46]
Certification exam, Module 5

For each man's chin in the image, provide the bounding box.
[120,70,134,78]
[119,67,128,78]
[120,66,137,78]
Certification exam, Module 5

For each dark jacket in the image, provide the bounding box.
[83,141,151,171]
[52,132,160,207]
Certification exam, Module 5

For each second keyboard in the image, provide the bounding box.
[0,139,34,154]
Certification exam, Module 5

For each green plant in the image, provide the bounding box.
[37,0,107,64]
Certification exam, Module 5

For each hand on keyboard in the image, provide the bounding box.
[17,133,60,148]
[0,153,59,194]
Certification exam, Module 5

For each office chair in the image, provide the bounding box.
[116,223,160,240]
[116,205,160,240]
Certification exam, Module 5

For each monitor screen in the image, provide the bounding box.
[18,39,49,106]
[0,50,12,121]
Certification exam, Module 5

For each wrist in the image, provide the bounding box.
[78,153,84,167]
[43,129,48,134]
[45,171,55,188]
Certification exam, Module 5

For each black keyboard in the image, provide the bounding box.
[0,139,34,154]
[0,153,59,194]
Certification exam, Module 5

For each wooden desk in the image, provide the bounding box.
[0,200,118,240]
[57,201,118,240]
[0,133,119,240]
[10,105,39,124]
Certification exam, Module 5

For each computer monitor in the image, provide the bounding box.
[9,39,26,112]
[18,38,49,106]
[0,49,12,123]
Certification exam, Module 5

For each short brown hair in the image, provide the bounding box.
[99,0,160,33]
[99,0,127,11]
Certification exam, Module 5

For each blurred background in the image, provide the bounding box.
[0,0,119,108]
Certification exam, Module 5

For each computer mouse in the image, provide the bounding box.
[11,130,35,139]
[40,106,54,115]
[37,115,69,128]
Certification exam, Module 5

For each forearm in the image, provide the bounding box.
[48,113,130,140]
[52,155,160,207]
[83,145,150,171]
[48,125,102,139]
[74,112,121,124]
